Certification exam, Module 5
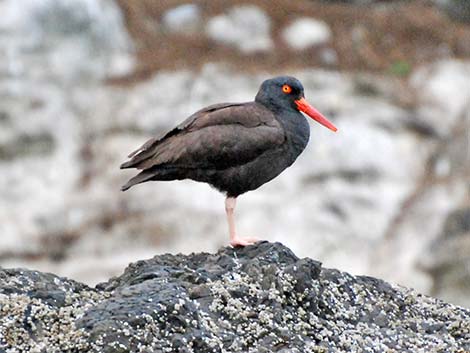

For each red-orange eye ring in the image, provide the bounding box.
[282,84,292,94]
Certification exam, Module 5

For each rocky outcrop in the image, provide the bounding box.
[0,0,469,309]
[1,242,469,352]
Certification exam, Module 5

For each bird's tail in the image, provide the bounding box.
[121,170,156,191]
[121,166,182,191]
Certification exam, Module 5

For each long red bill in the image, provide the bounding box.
[295,98,337,132]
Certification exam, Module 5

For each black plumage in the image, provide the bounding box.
[121,76,337,246]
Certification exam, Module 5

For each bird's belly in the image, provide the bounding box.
[205,146,302,197]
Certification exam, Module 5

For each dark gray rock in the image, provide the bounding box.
[439,207,470,240]
[0,132,55,161]
[434,0,470,23]
[1,242,469,352]
[421,206,470,308]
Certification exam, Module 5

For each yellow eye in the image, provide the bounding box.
[282,84,292,94]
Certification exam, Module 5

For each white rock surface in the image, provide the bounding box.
[410,60,470,136]
[162,4,202,34]
[206,5,273,53]
[0,0,134,80]
[319,48,338,65]
[282,18,332,50]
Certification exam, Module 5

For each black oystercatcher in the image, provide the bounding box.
[121,76,337,246]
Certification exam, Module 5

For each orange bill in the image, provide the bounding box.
[295,98,338,132]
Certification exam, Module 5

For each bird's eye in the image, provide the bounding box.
[282,84,292,94]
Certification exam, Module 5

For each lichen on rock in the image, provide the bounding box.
[1,242,469,352]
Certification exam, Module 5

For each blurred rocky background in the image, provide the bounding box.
[0,0,468,307]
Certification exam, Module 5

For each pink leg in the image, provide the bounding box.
[225,196,258,247]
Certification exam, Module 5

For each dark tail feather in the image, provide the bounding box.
[120,161,133,169]
[120,159,141,169]
[121,170,155,191]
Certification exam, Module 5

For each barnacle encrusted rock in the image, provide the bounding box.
[1,242,469,352]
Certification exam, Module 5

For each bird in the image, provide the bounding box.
[120,76,337,247]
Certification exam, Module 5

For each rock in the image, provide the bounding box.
[0,0,134,281]
[206,5,273,53]
[370,81,469,295]
[319,47,339,65]
[0,0,134,79]
[1,242,468,352]
[438,207,470,239]
[421,206,470,308]
[0,132,55,160]
[162,4,202,34]
[433,0,470,23]
[0,1,468,308]
[318,0,391,4]
[282,18,332,50]
[410,60,470,137]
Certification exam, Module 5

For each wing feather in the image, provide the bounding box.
[120,102,284,170]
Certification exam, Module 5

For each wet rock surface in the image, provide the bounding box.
[1,242,469,353]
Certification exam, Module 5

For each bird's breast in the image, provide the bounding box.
[280,112,310,159]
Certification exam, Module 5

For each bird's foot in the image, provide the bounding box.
[230,236,259,247]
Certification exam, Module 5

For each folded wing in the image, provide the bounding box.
[120,102,285,171]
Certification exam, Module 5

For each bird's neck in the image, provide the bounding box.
[254,98,310,151]
[277,109,310,153]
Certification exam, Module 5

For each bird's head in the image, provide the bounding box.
[255,76,337,132]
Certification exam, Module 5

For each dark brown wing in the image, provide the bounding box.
[120,102,285,170]
[125,103,241,160]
